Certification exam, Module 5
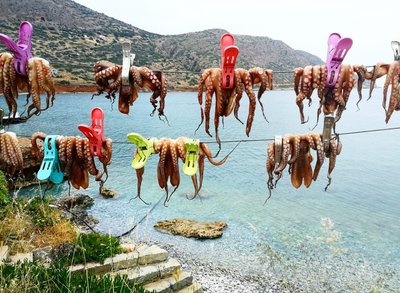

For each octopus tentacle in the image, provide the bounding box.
[196,68,213,133]
[233,69,244,124]
[294,67,303,96]
[266,142,275,195]
[0,132,24,178]
[353,64,367,108]
[249,67,270,123]
[242,71,257,136]
[383,62,400,122]
[367,63,389,100]
[325,138,341,191]
[310,133,324,181]
[274,135,292,176]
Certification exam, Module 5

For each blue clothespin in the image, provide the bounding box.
[37,135,63,184]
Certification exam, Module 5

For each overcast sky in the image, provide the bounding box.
[74,0,399,67]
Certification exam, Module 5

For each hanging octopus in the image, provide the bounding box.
[31,132,112,190]
[352,61,400,122]
[133,137,232,206]
[266,133,341,200]
[234,67,273,123]
[294,64,357,124]
[0,131,24,179]
[0,52,55,118]
[197,67,272,154]
[92,60,168,118]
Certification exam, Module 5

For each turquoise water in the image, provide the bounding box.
[2,89,400,290]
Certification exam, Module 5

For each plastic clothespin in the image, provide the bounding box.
[0,108,4,134]
[391,41,400,61]
[274,135,283,168]
[127,133,156,169]
[183,139,200,176]
[121,41,135,86]
[78,107,106,158]
[0,21,33,76]
[220,33,239,89]
[37,135,63,184]
[322,114,335,156]
[325,33,353,87]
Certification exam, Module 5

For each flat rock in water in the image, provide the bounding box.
[56,194,94,209]
[154,218,227,239]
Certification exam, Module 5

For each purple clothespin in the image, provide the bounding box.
[325,33,352,87]
[0,21,33,76]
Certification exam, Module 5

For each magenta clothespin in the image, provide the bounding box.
[0,21,33,76]
[78,107,106,158]
[220,33,239,89]
[325,33,352,87]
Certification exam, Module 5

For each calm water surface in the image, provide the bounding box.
[2,89,400,290]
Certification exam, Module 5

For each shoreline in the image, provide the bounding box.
[54,83,198,94]
[146,240,289,293]
[54,83,293,94]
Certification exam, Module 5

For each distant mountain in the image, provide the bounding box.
[0,0,323,88]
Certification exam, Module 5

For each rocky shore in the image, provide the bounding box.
[148,241,290,293]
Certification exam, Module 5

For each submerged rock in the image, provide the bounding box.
[56,194,98,232]
[56,194,94,209]
[100,187,116,198]
[154,218,227,239]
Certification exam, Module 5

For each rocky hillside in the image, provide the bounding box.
[0,0,323,88]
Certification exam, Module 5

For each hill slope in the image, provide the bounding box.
[0,0,323,88]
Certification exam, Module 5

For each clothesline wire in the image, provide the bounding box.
[14,126,400,144]
[163,65,376,75]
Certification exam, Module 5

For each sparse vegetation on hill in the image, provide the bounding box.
[0,0,322,88]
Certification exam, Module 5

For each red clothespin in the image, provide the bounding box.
[220,33,239,89]
[78,107,106,158]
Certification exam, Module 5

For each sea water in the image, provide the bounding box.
[2,89,400,290]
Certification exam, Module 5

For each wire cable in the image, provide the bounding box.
[14,126,400,145]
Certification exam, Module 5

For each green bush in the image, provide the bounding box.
[26,196,56,228]
[0,261,150,293]
[69,232,124,265]
[0,170,9,207]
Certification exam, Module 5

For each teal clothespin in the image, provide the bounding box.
[37,135,63,184]
[127,133,156,169]
[183,139,200,176]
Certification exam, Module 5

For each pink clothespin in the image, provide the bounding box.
[0,21,33,76]
[78,107,106,158]
[325,33,353,87]
[220,33,239,89]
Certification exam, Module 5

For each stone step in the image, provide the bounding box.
[69,243,168,274]
[114,258,181,285]
[177,283,203,293]
[9,252,33,264]
[0,246,9,264]
[144,271,193,293]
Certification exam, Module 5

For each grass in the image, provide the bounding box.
[0,170,152,292]
[0,260,150,293]
[0,195,78,253]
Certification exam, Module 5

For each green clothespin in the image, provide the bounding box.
[127,133,156,169]
[183,139,200,176]
[0,108,4,134]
